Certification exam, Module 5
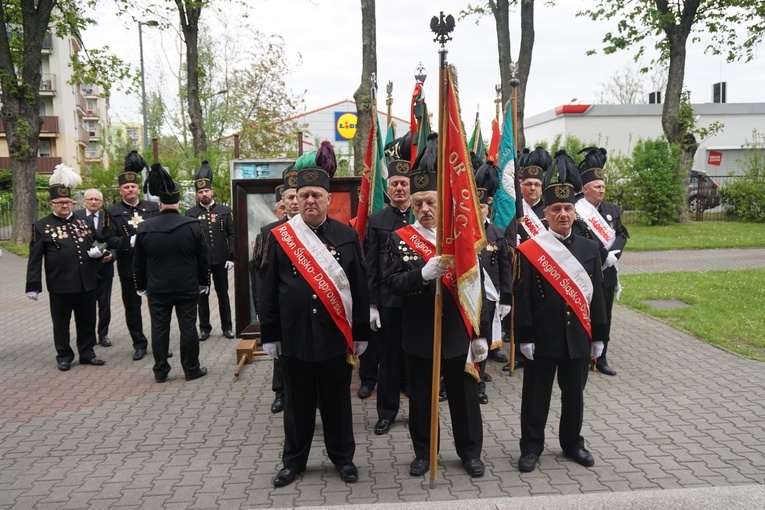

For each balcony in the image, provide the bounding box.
[84,149,101,161]
[0,116,59,137]
[39,73,56,94]
[83,107,99,118]
[87,127,101,139]
[0,156,62,175]
[77,126,89,146]
[81,84,99,97]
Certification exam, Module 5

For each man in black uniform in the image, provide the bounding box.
[260,149,369,487]
[576,147,629,376]
[106,151,159,360]
[251,167,299,414]
[133,164,210,383]
[503,146,551,372]
[26,167,106,371]
[476,188,512,403]
[515,151,609,473]
[383,146,485,479]
[186,161,235,340]
[75,188,116,348]
[365,159,412,434]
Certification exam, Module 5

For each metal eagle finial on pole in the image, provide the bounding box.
[428,10,455,490]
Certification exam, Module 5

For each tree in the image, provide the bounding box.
[351,0,377,176]
[461,0,539,149]
[595,65,647,104]
[1,0,129,245]
[579,1,764,173]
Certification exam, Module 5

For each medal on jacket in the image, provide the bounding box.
[129,212,144,228]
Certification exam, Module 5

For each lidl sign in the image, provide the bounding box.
[335,111,357,141]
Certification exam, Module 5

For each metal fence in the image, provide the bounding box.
[620,174,740,224]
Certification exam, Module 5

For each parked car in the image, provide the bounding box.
[687,169,720,212]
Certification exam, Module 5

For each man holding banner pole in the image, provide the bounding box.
[514,151,609,473]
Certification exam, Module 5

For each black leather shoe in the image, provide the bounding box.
[273,467,303,487]
[518,452,539,472]
[155,374,168,383]
[514,358,526,370]
[481,372,492,382]
[564,447,595,467]
[439,389,447,402]
[502,363,510,372]
[488,350,509,363]
[223,329,235,339]
[357,385,373,399]
[57,361,71,372]
[596,363,617,376]
[185,367,208,381]
[80,357,105,366]
[374,418,392,435]
[132,349,147,361]
[336,463,358,483]
[409,458,429,476]
[478,392,489,405]
[199,331,210,341]
[271,395,284,414]
[99,337,112,347]
[167,349,173,358]
[462,458,485,477]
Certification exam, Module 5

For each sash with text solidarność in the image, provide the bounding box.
[520,200,545,240]
[575,199,616,250]
[272,216,354,351]
[516,230,594,339]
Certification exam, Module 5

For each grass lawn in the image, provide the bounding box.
[0,241,28,258]
[627,222,765,251]
[619,269,765,361]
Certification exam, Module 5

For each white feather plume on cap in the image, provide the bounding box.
[49,163,82,189]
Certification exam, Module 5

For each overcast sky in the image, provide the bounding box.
[83,0,763,138]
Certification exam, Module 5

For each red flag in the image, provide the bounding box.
[355,121,376,244]
[488,118,500,163]
[441,66,486,334]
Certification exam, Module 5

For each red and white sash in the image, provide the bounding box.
[272,216,354,351]
[517,230,594,339]
[576,199,615,250]
[520,200,545,240]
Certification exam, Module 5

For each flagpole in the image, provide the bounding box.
[429,11,453,490]
[509,61,520,377]
[386,81,393,128]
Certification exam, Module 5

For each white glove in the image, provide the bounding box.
[224,261,235,271]
[499,304,511,319]
[263,341,282,359]
[421,255,447,281]
[130,235,136,248]
[591,341,605,359]
[87,247,104,258]
[603,250,620,270]
[199,286,210,295]
[26,291,38,301]
[369,305,381,331]
[520,343,535,361]
[471,338,488,363]
[354,341,368,357]
[136,289,147,297]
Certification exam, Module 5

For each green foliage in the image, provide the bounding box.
[720,130,765,222]
[628,138,683,225]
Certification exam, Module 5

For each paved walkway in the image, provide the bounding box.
[1,249,764,509]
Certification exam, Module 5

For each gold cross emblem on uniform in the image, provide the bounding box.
[129,212,144,228]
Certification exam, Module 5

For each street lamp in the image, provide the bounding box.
[139,20,159,152]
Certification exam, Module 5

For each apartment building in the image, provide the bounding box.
[0,32,110,175]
